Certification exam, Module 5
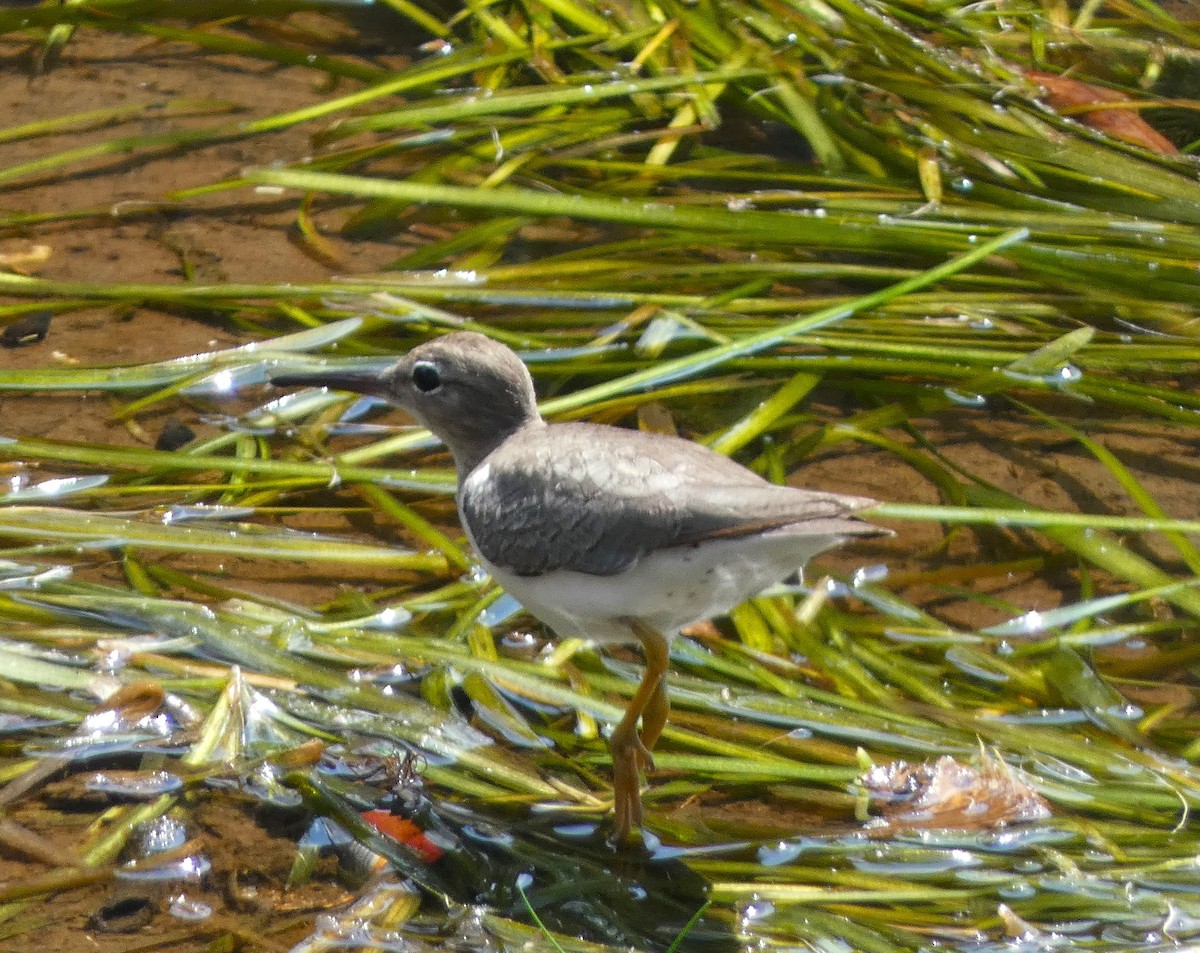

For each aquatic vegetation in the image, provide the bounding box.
[1,0,1200,949]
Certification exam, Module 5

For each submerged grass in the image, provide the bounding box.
[1,0,1200,950]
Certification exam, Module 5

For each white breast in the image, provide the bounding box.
[472,527,849,645]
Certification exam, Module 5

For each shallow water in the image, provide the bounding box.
[2,12,1200,953]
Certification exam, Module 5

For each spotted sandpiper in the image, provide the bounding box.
[277,332,888,840]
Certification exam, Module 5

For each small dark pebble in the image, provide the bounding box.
[0,310,52,348]
[155,419,196,451]
[88,895,155,933]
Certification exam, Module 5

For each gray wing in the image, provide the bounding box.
[459,422,880,577]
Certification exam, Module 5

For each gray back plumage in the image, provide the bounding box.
[460,422,882,577]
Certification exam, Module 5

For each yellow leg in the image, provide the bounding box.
[640,675,670,754]
[609,620,670,841]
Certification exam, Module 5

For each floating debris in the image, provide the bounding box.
[15,681,188,780]
[1028,70,1179,156]
[290,880,420,953]
[361,810,445,865]
[862,751,1050,832]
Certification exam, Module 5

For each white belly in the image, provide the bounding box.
[476,528,847,644]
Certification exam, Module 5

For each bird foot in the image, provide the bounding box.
[610,731,655,840]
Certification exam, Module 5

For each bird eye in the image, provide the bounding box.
[411,361,442,393]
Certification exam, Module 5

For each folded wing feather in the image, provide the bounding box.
[460,422,880,577]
